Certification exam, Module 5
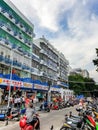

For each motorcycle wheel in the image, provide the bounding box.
[60,126,72,130]
[46,108,50,112]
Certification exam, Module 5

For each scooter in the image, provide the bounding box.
[60,109,98,130]
[39,104,50,112]
[19,114,40,130]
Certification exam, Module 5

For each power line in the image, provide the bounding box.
[67,80,97,84]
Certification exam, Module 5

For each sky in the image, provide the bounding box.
[10,0,98,82]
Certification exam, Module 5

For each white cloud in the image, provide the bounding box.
[10,0,77,31]
[10,0,98,82]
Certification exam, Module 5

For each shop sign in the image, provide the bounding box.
[34,84,48,90]
[12,80,23,87]
[23,82,33,89]
[51,87,60,92]
[0,78,23,87]
[51,87,56,91]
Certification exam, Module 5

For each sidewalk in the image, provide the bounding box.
[0,102,43,129]
[0,111,46,130]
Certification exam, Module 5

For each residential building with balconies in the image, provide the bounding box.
[33,36,69,88]
[31,41,41,80]
[57,52,69,88]
[0,0,72,103]
[0,0,34,78]
[34,36,59,84]
[69,68,89,78]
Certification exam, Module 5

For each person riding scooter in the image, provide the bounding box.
[25,102,40,130]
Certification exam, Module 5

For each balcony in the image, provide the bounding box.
[6,23,12,32]
[40,71,48,77]
[32,53,40,62]
[1,7,6,13]
[40,60,47,66]
[14,31,18,37]
[17,47,23,53]
[22,64,30,71]
[15,19,19,25]
[13,60,17,66]
[4,39,10,45]
[20,23,24,28]
[31,67,39,75]
[0,7,2,12]
[9,11,14,20]
[40,49,48,56]
[17,61,22,67]
[4,57,12,65]
[13,60,22,67]
[0,55,4,62]
[0,21,4,27]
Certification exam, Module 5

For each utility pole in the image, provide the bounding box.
[47,80,52,102]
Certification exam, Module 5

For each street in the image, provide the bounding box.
[0,105,78,130]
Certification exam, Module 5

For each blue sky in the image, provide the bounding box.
[10,0,98,82]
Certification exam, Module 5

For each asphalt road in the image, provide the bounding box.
[0,105,78,130]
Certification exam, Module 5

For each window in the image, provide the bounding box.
[1,52,4,55]
[6,23,11,32]
[8,55,10,59]
[9,11,13,19]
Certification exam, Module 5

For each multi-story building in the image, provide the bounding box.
[33,36,69,86]
[0,0,73,103]
[57,52,69,88]
[69,68,89,78]
[34,36,59,84]
[33,36,70,100]
[0,0,34,78]
[31,42,41,80]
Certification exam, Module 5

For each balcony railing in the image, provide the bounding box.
[4,57,12,64]
[0,55,4,62]
[13,60,22,67]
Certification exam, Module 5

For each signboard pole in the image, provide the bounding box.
[47,81,52,103]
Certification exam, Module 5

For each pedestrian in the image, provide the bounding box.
[4,94,8,104]
[79,99,84,109]
[1,93,5,105]
[14,96,18,108]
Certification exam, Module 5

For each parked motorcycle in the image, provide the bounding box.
[39,104,50,112]
[6,107,20,121]
[60,108,98,130]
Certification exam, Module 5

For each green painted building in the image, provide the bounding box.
[0,0,35,78]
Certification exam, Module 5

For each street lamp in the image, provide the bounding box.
[7,45,20,107]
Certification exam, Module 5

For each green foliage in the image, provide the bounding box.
[93,48,98,71]
[68,74,96,96]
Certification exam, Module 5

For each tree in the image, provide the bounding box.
[68,74,85,95]
[93,48,98,71]
[68,74,96,96]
